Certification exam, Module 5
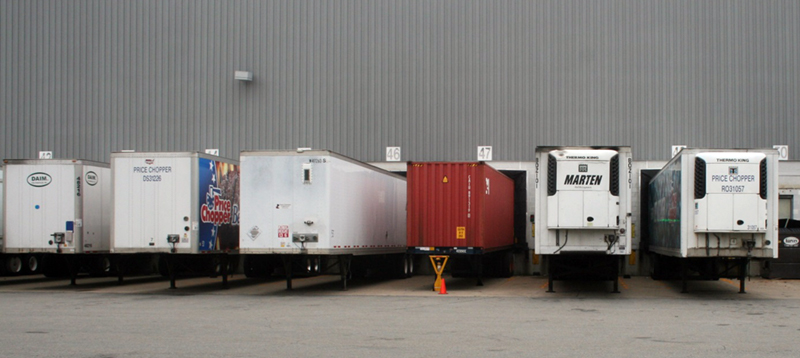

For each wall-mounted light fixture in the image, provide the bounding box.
[235,71,253,82]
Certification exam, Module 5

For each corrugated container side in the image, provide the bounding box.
[481,165,516,249]
[407,162,514,250]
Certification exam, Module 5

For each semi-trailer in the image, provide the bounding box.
[239,149,406,290]
[406,162,515,287]
[647,148,779,292]
[534,146,633,292]
[0,166,3,270]
[1,159,111,281]
[111,152,240,288]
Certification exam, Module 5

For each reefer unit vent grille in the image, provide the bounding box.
[609,154,619,197]
[760,158,768,200]
[547,154,557,196]
[695,157,707,199]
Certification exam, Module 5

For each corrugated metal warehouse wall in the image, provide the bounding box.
[1,1,798,163]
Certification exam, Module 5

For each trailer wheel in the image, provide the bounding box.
[89,256,112,276]
[403,255,414,278]
[5,256,23,274]
[212,257,223,276]
[305,257,314,274]
[227,256,239,274]
[26,255,40,273]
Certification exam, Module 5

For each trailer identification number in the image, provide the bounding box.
[721,185,746,193]
[456,226,466,239]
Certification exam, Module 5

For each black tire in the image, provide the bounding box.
[25,255,41,274]
[403,255,414,278]
[89,256,113,277]
[5,256,23,275]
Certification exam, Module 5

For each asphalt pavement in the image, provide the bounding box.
[1,274,799,357]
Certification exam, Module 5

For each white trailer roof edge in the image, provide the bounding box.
[241,149,406,181]
[2,159,110,168]
[110,151,239,165]
[650,148,780,186]
[535,146,632,154]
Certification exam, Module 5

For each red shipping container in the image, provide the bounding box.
[407,162,515,251]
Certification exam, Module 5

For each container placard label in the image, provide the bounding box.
[456,226,466,239]
[278,225,290,238]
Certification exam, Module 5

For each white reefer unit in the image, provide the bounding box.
[2,159,111,254]
[239,150,406,255]
[648,149,779,259]
[112,152,240,254]
[535,147,633,255]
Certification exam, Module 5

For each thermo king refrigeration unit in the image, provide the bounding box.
[648,148,779,292]
[534,147,632,292]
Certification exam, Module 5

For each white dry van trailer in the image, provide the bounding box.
[1,159,111,281]
[239,149,406,290]
[111,152,240,288]
[0,166,3,259]
[648,148,779,292]
[534,147,632,292]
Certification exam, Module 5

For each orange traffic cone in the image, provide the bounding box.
[439,278,448,294]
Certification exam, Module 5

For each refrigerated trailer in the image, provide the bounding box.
[648,148,779,292]
[1,159,111,280]
[239,150,407,290]
[406,162,516,286]
[111,152,240,288]
[535,147,633,292]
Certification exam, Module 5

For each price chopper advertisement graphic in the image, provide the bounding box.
[198,158,240,252]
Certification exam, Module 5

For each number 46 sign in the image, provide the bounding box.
[385,147,401,162]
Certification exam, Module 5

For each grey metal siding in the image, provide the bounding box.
[2,1,799,163]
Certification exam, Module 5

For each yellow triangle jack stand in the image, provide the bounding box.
[430,255,449,292]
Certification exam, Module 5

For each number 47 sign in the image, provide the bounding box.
[477,146,492,161]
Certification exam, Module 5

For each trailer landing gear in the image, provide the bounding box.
[429,256,449,292]
[338,255,352,291]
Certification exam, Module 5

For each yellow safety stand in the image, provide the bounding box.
[430,255,449,292]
